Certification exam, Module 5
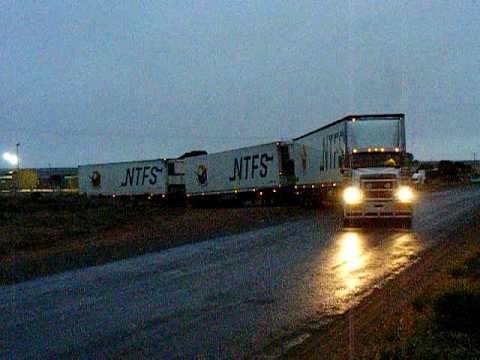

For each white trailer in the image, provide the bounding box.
[79,158,184,197]
[184,142,295,203]
[293,118,347,188]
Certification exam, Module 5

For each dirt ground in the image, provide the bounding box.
[0,195,314,285]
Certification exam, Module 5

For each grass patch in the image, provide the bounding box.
[411,294,430,312]
[449,252,480,279]
[374,246,480,359]
[434,286,480,334]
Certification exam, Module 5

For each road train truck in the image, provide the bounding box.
[293,114,414,225]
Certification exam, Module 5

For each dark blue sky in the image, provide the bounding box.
[1,1,479,167]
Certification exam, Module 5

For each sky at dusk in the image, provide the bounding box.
[1,1,479,168]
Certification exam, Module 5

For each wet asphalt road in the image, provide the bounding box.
[2,186,480,359]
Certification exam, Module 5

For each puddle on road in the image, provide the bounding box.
[335,232,370,296]
[311,228,425,315]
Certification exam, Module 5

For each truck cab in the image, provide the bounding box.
[342,151,414,226]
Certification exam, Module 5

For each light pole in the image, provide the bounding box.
[16,143,20,171]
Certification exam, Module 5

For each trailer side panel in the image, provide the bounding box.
[185,143,282,195]
[79,159,168,196]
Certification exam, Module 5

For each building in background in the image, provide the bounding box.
[13,169,38,191]
[0,171,13,192]
[0,167,78,192]
[462,160,480,174]
[36,168,78,190]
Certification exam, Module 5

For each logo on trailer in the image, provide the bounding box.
[120,166,163,187]
[228,153,274,181]
[196,164,208,185]
[90,171,101,187]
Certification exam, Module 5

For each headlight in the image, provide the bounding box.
[396,186,414,203]
[343,186,363,205]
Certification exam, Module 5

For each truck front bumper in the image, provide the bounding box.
[344,201,412,219]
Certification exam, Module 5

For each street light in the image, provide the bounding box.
[3,143,20,194]
[2,152,18,166]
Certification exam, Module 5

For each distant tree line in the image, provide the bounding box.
[419,161,474,183]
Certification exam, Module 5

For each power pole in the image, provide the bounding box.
[16,143,20,170]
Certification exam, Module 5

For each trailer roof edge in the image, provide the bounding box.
[78,158,177,168]
[294,113,405,141]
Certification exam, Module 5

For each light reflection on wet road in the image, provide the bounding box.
[305,228,423,318]
[327,230,421,310]
[1,187,480,359]
[335,232,371,298]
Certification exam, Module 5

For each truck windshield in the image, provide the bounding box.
[348,118,403,151]
[351,152,409,169]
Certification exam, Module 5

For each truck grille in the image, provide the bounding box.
[364,190,393,199]
[361,180,396,200]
